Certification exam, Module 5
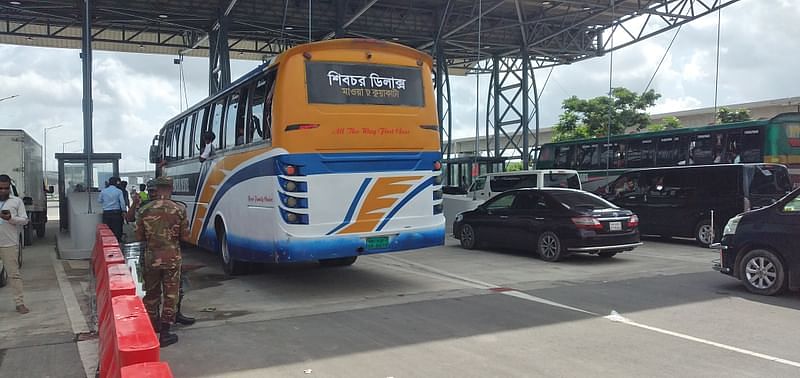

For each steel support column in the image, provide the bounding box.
[521,48,530,169]
[209,10,231,95]
[81,0,94,195]
[435,48,453,183]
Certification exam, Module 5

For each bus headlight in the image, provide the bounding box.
[723,215,742,236]
[286,197,298,208]
[285,181,297,192]
[286,212,298,223]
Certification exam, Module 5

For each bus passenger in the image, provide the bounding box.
[199,132,216,162]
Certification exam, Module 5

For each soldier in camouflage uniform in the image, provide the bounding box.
[134,176,188,347]
[127,180,195,326]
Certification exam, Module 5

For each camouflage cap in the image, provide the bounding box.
[152,176,174,187]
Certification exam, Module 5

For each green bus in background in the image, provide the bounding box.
[536,112,800,193]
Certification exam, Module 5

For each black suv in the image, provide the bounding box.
[712,187,800,295]
[604,164,792,246]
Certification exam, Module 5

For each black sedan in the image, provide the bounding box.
[712,187,800,295]
[453,188,642,262]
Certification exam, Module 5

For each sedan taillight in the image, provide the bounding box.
[627,214,640,228]
[571,216,603,230]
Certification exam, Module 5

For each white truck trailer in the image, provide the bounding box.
[0,129,49,245]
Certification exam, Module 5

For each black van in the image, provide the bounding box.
[604,164,793,246]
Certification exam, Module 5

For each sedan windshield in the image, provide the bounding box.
[547,190,616,210]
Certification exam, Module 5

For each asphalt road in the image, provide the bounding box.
[162,237,800,378]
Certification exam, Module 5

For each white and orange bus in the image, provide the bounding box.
[150,39,444,274]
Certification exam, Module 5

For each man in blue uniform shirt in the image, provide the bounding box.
[98,176,126,240]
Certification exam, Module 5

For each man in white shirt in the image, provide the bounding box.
[199,131,216,162]
[0,174,29,314]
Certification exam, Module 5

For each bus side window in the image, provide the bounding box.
[224,92,241,149]
[210,100,225,150]
[185,114,196,158]
[248,76,270,143]
[195,106,208,154]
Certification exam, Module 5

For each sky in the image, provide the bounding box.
[0,0,797,172]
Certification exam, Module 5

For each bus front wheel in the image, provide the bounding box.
[218,225,247,276]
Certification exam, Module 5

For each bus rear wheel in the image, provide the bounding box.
[319,256,358,267]
[218,225,247,276]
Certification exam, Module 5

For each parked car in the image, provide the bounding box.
[603,164,793,246]
[453,188,642,262]
[712,187,800,295]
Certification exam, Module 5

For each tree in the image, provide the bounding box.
[552,88,661,142]
[717,107,751,124]
[506,161,523,171]
[646,116,682,132]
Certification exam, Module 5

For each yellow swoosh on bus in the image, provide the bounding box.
[189,149,269,243]
[338,176,422,234]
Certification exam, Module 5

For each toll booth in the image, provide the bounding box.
[54,152,121,259]
[442,156,507,194]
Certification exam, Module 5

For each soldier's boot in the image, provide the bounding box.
[175,294,195,326]
[149,316,160,333]
[159,323,179,347]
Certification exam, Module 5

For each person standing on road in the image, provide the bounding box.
[99,176,126,240]
[135,176,189,347]
[0,174,29,314]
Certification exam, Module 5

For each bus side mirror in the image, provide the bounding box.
[149,145,160,164]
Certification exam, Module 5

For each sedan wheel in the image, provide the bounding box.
[538,231,563,262]
[739,249,787,296]
[459,224,477,250]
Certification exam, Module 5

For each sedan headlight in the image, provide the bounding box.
[455,214,463,222]
[722,215,742,236]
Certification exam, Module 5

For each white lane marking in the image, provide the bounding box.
[376,254,800,370]
[606,310,800,369]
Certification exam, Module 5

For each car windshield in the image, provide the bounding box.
[547,190,616,210]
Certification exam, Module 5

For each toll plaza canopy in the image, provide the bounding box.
[0,0,739,170]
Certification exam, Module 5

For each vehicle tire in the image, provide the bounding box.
[739,249,787,296]
[35,224,45,238]
[598,251,617,258]
[218,225,247,276]
[459,224,478,250]
[537,231,564,262]
[694,219,716,247]
[319,256,358,267]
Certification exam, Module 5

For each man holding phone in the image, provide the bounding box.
[0,174,29,314]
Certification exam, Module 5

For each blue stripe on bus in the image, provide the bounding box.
[376,176,435,232]
[279,151,441,175]
[223,226,445,263]
[326,178,372,235]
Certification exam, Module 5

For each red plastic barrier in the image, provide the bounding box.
[98,264,136,328]
[95,247,125,292]
[120,362,173,378]
[99,295,159,378]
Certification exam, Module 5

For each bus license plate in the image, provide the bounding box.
[609,222,622,231]
[366,236,389,249]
